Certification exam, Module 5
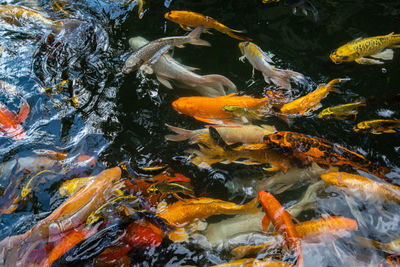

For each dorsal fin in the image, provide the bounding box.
[208,126,243,151]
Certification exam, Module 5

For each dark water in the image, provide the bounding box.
[0,0,399,266]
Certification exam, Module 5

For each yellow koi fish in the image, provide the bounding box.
[211,258,293,267]
[239,42,305,90]
[59,176,94,196]
[280,78,348,115]
[353,119,400,134]
[318,100,365,120]
[330,33,400,64]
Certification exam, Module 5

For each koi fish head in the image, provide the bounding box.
[146,183,160,194]
[330,46,359,64]
[164,11,179,22]
[318,108,334,119]
[238,42,248,55]
[263,132,292,152]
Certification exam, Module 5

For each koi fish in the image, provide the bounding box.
[165,124,276,145]
[86,195,142,226]
[126,0,145,19]
[330,33,400,64]
[232,216,357,259]
[211,258,294,267]
[164,10,251,41]
[0,5,63,30]
[318,100,365,120]
[156,197,259,227]
[146,181,195,200]
[59,176,94,196]
[353,119,400,134]
[280,78,348,115]
[129,36,236,96]
[0,100,30,140]
[263,131,390,180]
[187,140,291,172]
[123,26,210,73]
[172,93,269,124]
[0,167,122,266]
[321,172,400,204]
[53,211,169,265]
[20,170,57,199]
[258,191,303,267]
[354,235,400,255]
[41,225,98,267]
[239,41,305,90]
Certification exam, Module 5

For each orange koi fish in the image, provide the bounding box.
[172,93,269,124]
[211,258,294,267]
[41,225,98,267]
[0,167,122,266]
[263,131,390,180]
[259,191,303,267]
[232,216,357,259]
[164,11,251,41]
[0,100,29,140]
[321,172,400,203]
[156,197,259,227]
[280,78,348,115]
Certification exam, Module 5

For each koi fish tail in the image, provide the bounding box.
[237,197,260,214]
[225,31,252,41]
[327,77,351,89]
[198,74,237,96]
[165,124,195,142]
[187,26,211,46]
[266,68,305,90]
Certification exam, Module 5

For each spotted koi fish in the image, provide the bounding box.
[330,32,400,64]
[263,131,390,180]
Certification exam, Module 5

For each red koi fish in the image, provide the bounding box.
[0,100,29,140]
[259,191,303,267]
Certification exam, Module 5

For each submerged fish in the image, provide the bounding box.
[0,167,122,266]
[146,181,195,200]
[59,176,94,196]
[353,119,400,134]
[232,216,357,259]
[330,33,400,64]
[86,195,141,226]
[222,105,264,123]
[156,197,259,227]
[259,191,303,267]
[262,0,318,21]
[165,124,276,145]
[280,78,348,115]
[172,93,269,125]
[321,172,400,204]
[129,36,236,96]
[263,131,390,180]
[354,236,400,255]
[0,100,30,140]
[239,41,305,90]
[123,26,210,73]
[318,100,365,120]
[164,10,250,41]
[0,5,62,30]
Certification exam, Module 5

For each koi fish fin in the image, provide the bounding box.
[260,124,277,133]
[150,45,170,65]
[241,197,260,214]
[156,75,173,89]
[272,183,293,195]
[370,49,394,60]
[262,214,271,231]
[187,26,211,47]
[209,126,243,150]
[193,116,221,124]
[355,57,384,65]
[199,74,237,95]
[164,124,194,142]
[188,154,222,168]
[344,195,368,229]
[165,55,199,71]
[168,228,188,242]
[179,24,192,31]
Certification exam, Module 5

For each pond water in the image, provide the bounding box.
[0,0,399,266]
